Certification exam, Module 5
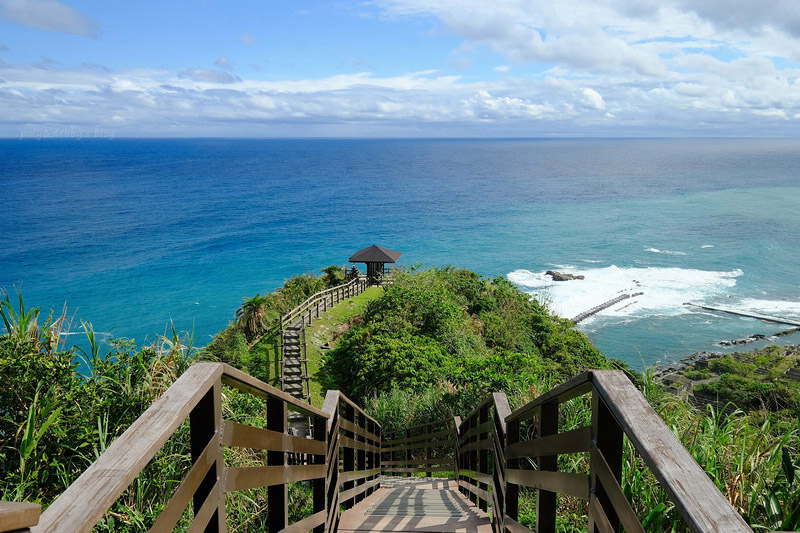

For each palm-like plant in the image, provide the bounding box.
[0,289,41,350]
[236,294,271,340]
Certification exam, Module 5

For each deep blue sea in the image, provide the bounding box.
[2,138,800,369]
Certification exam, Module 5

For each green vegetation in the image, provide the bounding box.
[303,286,383,406]
[323,267,611,415]
[203,266,347,386]
[684,368,711,381]
[3,265,800,531]
[681,347,800,412]
[0,266,351,529]
[0,289,196,527]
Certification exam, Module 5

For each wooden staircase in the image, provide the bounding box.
[280,323,310,403]
[277,275,369,405]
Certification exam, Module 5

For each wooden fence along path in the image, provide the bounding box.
[278,276,368,404]
[8,365,753,533]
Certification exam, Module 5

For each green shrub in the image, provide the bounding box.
[322,268,609,402]
[685,369,711,380]
[708,355,756,376]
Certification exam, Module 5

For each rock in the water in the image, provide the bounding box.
[546,270,584,281]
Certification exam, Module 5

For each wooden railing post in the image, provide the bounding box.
[312,413,326,533]
[365,419,374,497]
[323,391,341,533]
[390,430,397,477]
[478,404,489,512]
[536,401,558,533]
[342,402,356,509]
[453,416,462,489]
[506,417,520,526]
[374,423,381,492]
[356,412,367,503]
[267,396,288,532]
[425,423,432,477]
[492,392,510,533]
[189,378,223,532]
[590,389,624,533]
[405,427,411,477]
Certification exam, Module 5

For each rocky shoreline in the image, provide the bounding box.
[653,326,800,377]
[653,343,800,413]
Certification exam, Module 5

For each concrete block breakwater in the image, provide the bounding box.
[571,292,643,324]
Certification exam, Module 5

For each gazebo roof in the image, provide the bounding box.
[349,245,402,264]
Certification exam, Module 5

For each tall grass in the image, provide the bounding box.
[1,293,324,530]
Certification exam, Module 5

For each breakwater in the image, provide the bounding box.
[683,303,800,328]
[571,292,643,324]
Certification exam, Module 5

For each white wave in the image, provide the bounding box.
[507,265,743,320]
[701,244,714,249]
[59,331,113,338]
[645,247,687,256]
[732,298,800,320]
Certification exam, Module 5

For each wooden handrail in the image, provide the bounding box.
[24,367,749,532]
[455,391,510,527]
[322,391,381,516]
[382,418,455,478]
[503,370,751,533]
[276,276,368,403]
[280,276,368,330]
[0,502,41,532]
[34,363,224,532]
[374,370,751,533]
[591,371,751,532]
[32,363,356,533]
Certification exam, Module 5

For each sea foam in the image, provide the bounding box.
[735,298,800,320]
[507,265,743,322]
[645,247,687,256]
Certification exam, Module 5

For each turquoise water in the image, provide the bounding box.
[2,138,799,368]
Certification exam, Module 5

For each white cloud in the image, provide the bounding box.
[0,57,795,137]
[3,0,800,138]
[675,0,800,38]
[0,0,99,37]
[178,68,240,84]
[239,33,255,46]
[580,88,605,110]
[214,57,234,70]
[374,0,800,71]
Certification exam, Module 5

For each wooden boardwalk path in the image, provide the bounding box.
[338,477,491,532]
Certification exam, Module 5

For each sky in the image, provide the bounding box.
[1,0,800,137]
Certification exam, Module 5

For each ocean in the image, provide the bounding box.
[2,138,799,369]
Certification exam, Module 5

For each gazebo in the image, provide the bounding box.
[349,245,402,285]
